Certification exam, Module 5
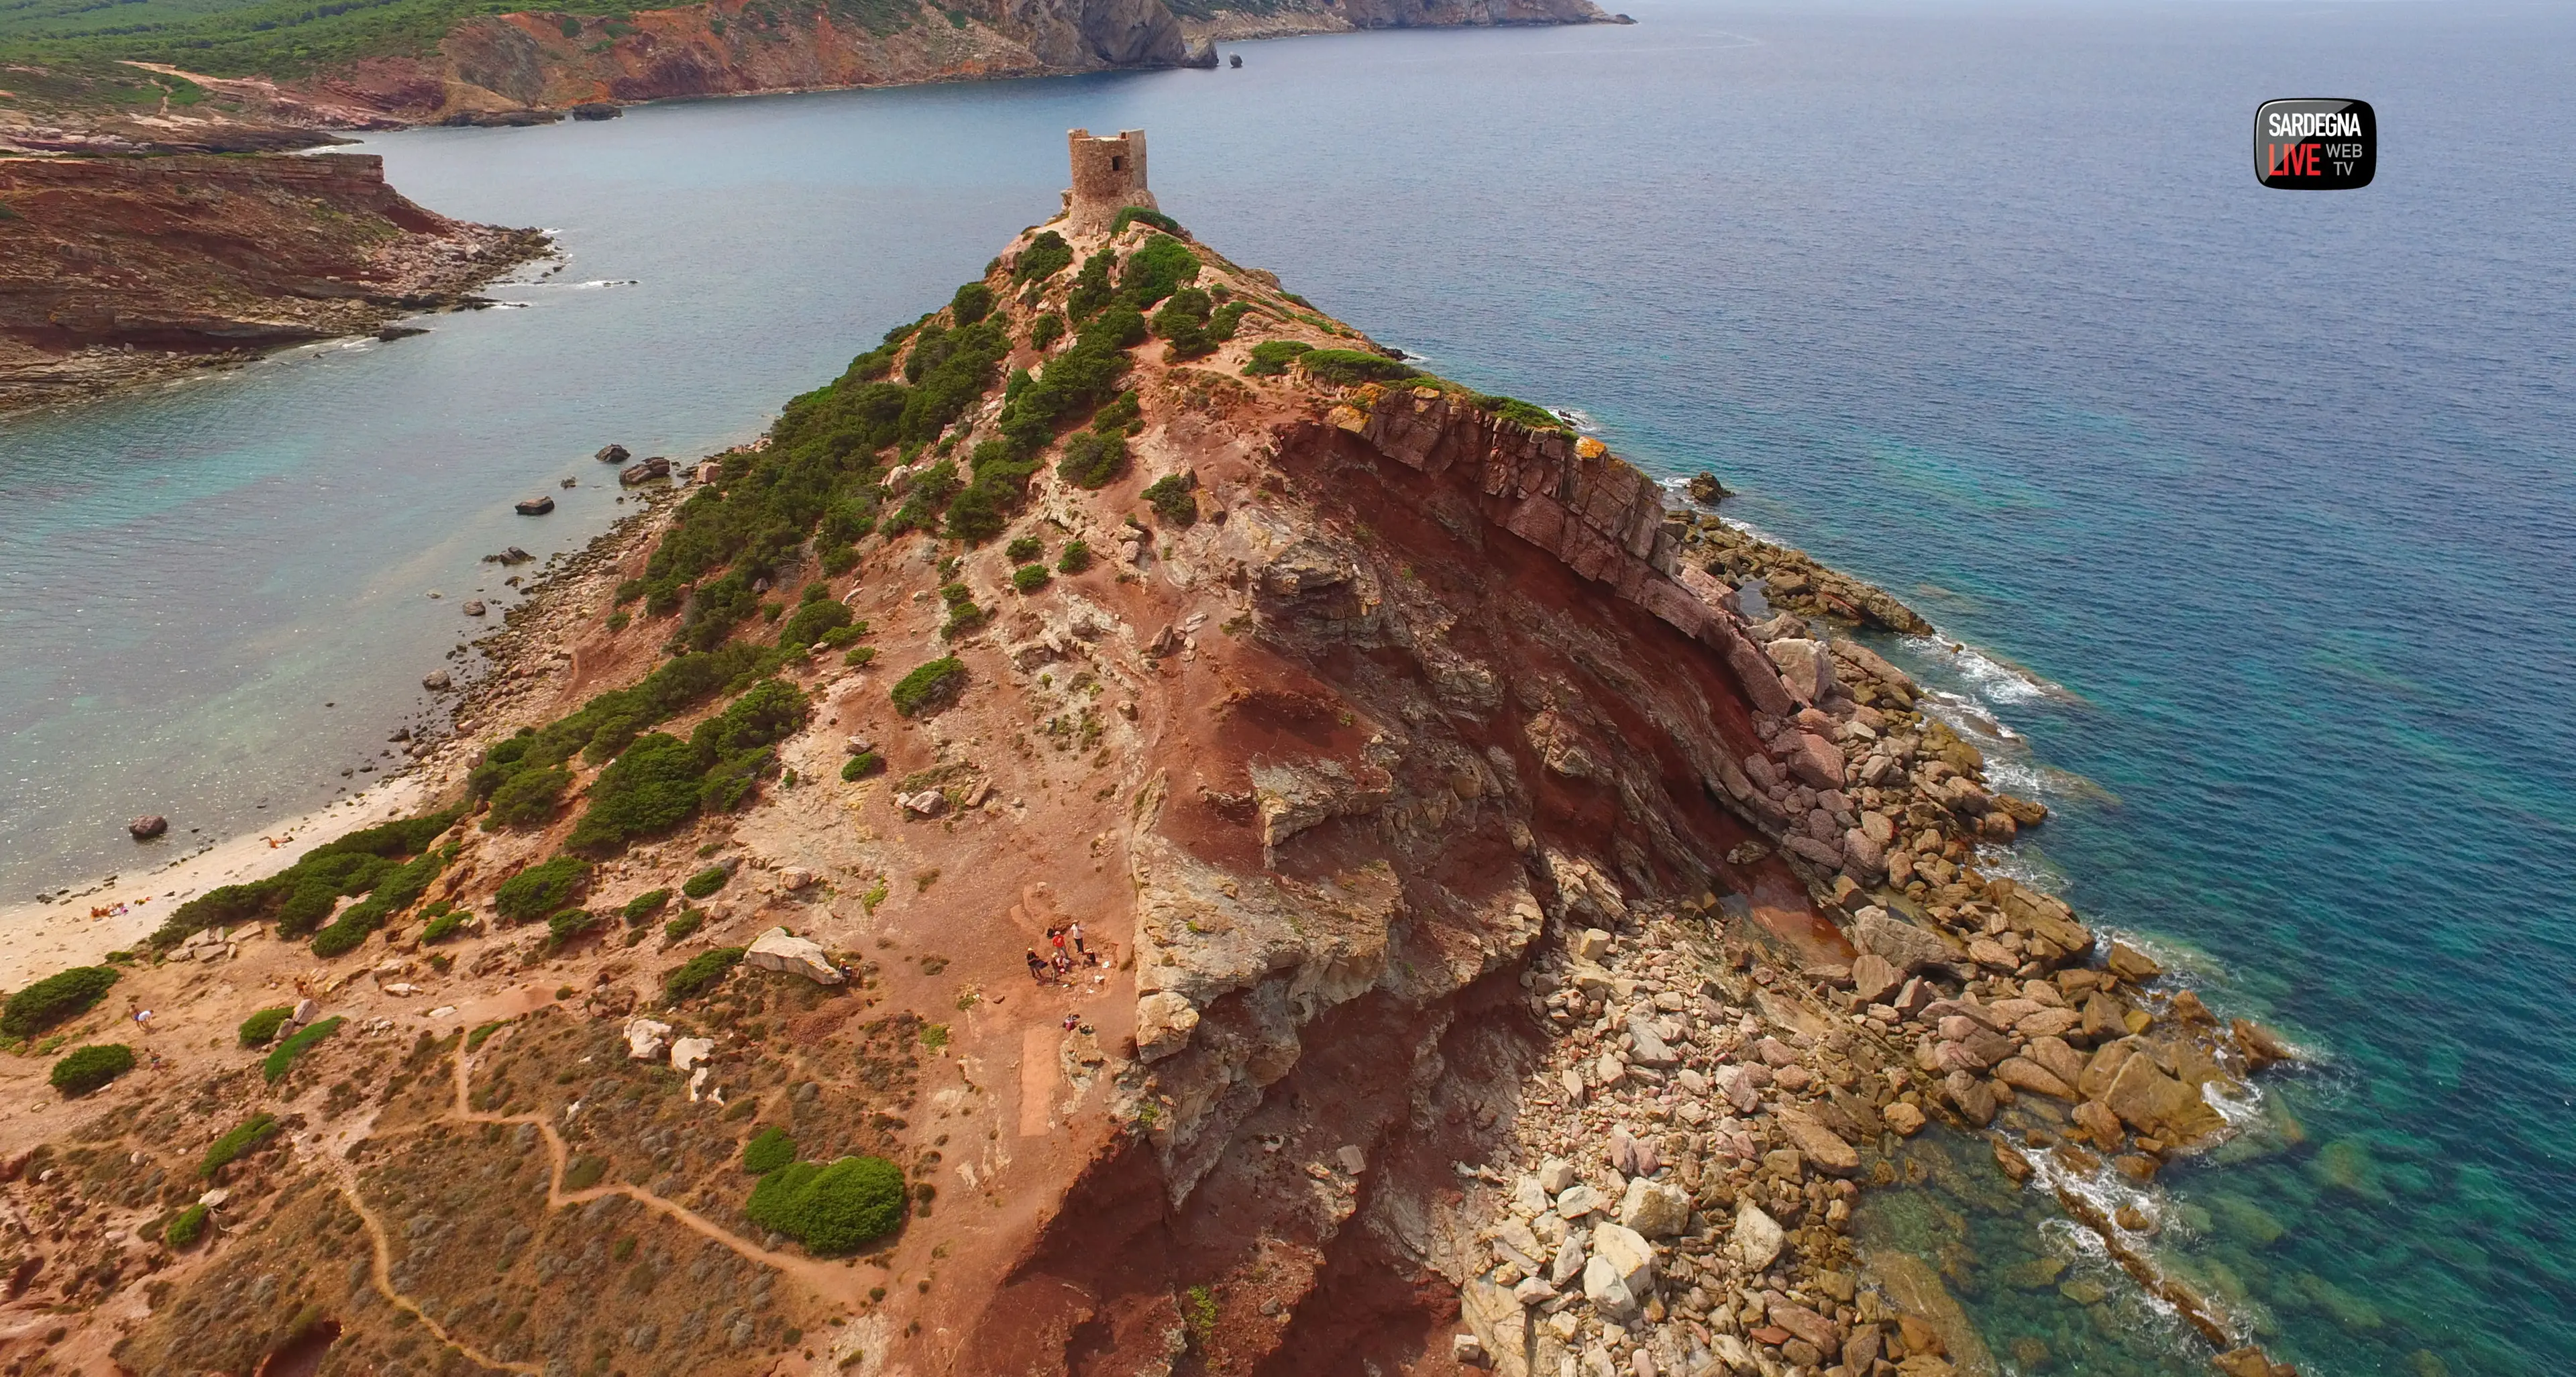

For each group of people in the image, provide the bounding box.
[1024,920,1102,984]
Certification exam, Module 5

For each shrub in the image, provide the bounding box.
[665,947,745,1003]
[494,857,591,925]
[744,1155,907,1253]
[682,865,732,900]
[1474,393,1567,432]
[564,1156,609,1191]
[1110,206,1182,236]
[546,909,604,949]
[1027,313,1065,351]
[664,910,706,942]
[950,281,995,327]
[165,1203,210,1248]
[891,658,967,717]
[200,1113,278,1177]
[484,765,571,828]
[841,751,883,782]
[1012,563,1051,594]
[1056,432,1128,490]
[1057,541,1093,575]
[421,911,468,944]
[1092,390,1142,434]
[938,604,987,639]
[1120,235,1199,308]
[1005,535,1043,562]
[566,733,702,855]
[237,1007,293,1047]
[843,646,878,668]
[743,1125,797,1174]
[1142,474,1199,527]
[776,597,853,651]
[51,1043,136,1097]
[150,808,460,948]
[696,749,772,814]
[3,966,117,1038]
[820,543,860,576]
[622,889,673,926]
[1065,250,1116,321]
[264,1017,342,1082]
[1013,231,1073,284]
[1244,339,1312,377]
[1298,348,1418,386]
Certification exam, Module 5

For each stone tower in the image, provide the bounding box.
[1063,127,1155,234]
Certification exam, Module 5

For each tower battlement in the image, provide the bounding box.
[1063,127,1155,234]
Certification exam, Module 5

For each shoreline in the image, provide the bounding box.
[0,484,682,989]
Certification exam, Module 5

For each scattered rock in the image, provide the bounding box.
[745,927,845,985]
[423,670,453,692]
[1729,1200,1784,1272]
[1615,1177,1690,1238]
[595,444,631,463]
[1134,991,1199,1062]
[515,496,555,516]
[1684,472,1729,505]
[1776,1110,1860,1176]
[127,814,168,840]
[668,1037,713,1074]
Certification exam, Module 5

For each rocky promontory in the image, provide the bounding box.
[0,148,2295,1377]
[0,152,547,413]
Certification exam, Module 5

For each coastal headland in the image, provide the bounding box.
[0,135,2302,1376]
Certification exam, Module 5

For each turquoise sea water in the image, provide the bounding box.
[4,2,2572,1370]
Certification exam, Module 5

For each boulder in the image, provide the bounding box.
[1686,472,1729,504]
[1765,1295,1839,1358]
[1615,1177,1690,1238]
[2105,941,2162,983]
[623,1017,672,1060]
[1855,909,1951,973]
[1993,1056,2076,1100]
[1459,1279,1527,1377]
[1882,1101,1926,1136]
[1850,951,1901,1005]
[595,443,631,463]
[2102,1053,2225,1143]
[1943,1069,1997,1125]
[669,1036,713,1073]
[2025,1034,2086,1088]
[1134,991,1199,1061]
[1624,1015,1678,1067]
[515,496,555,515]
[1554,1184,1606,1218]
[422,670,453,692]
[1591,1221,1656,1297]
[1536,1158,1578,1195]
[462,600,486,616]
[619,456,672,486]
[1729,1201,1785,1272]
[1572,928,1614,962]
[1776,1111,1860,1176]
[1783,732,1846,789]
[1582,1254,1640,1319]
[127,814,168,840]
[2232,1018,2294,1069]
[896,789,946,817]
[570,101,623,120]
[745,927,845,985]
[1765,639,1839,705]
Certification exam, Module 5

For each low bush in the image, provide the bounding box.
[841,751,883,782]
[150,809,460,948]
[949,281,995,327]
[564,1156,609,1191]
[1027,313,1065,351]
[1013,231,1073,284]
[421,911,468,944]
[1244,339,1311,376]
[1110,206,1182,237]
[1474,393,1568,432]
[546,910,604,949]
[52,1043,136,1096]
[622,889,672,926]
[200,1113,278,1177]
[776,597,853,652]
[843,645,878,668]
[3,966,117,1038]
[237,1007,292,1047]
[264,1017,342,1083]
[165,1203,210,1248]
[1141,473,1199,527]
[1120,234,1199,307]
[743,1155,908,1254]
[665,947,746,1004]
[484,765,572,828]
[1011,563,1051,594]
[664,910,706,942]
[1057,541,1093,574]
[565,733,702,854]
[891,657,967,717]
[1056,431,1128,490]
[743,1125,797,1174]
[1005,535,1043,563]
[1298,348,1418,386]
[682,865,732,899]
[494,857,592,925]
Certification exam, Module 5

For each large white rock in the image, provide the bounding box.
[1536,1158,1578,1195]
[1624,1016,1678,1067]
[1591,1221,1656,1295]
[745,926,845,985]
[1459,1278,1529,1377]
[1582,1255,1638,1319]
[669,1037,714,1074]
[623,1017,672,1061]
[1615,1178,1691,1239]
[1134,991,1199,1062]
[1731,1200,1786,1272]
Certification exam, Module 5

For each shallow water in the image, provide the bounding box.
[5,1,2573,1369]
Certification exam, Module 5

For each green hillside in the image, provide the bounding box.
[0,0,639,76]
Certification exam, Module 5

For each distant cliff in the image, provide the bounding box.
[1176,0,1621,42]
[0,153,545,412]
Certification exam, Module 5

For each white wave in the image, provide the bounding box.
[1973,843,2068,897]
[1900,635,2067,708]
[1920,688,2023,741]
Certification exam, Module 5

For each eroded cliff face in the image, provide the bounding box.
[0,152,544,412]
[1179,0,1617,42]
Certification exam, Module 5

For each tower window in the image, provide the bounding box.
[1110,156,1125,171]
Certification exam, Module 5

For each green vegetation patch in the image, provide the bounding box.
[1056,431,1129,490]
[1057,541,1093,575]
[1474,393,1568,432]
[494,856,592,925]
[621,888,673,926]
[664,946,745,1004]
[1110,206,1183,237]
[890,657,967,717]
[1244,339,1313,377]
[682,865,732,899]
[164,1203,210,1248]
[743,1125,797,1174]
[483,764,572,828]
[150,808,459,948]
[841,751,883,782]
[1011,563,1051,594]
[263,1015,343,1083]
[3,965,117,1038]
[421,910,468,944]
[743,1155,907,1254]
[200,1113,279,1178]
[51,1042,135,1097]
[1297,348,1418,386]
[1142,473,1199,527]
[237,1007,293,1048]
[1013,231,1073,284]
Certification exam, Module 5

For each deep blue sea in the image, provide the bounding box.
[4,1,2571,1370]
